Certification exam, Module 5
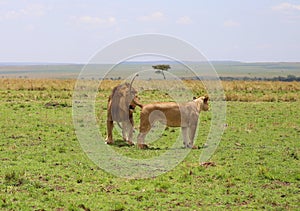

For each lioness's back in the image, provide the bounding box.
[142,102,179,112]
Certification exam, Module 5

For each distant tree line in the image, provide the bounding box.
[2,73,299,82]
[78,75,300,81]
[219,74,300,82]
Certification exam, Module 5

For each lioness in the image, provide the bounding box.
[137,96,209,149]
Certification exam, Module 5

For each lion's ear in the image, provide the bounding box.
[193,96,196,100]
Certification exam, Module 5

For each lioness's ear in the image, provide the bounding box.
[193,96,196,100]
[204,96,209,103]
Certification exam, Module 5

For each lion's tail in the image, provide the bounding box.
[129,73,139,93]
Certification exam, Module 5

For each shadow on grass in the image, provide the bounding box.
[109,139,135,148]
[139,145,208,151]
[110,140,208,151]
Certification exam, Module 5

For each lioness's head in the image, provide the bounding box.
[193,96,209,111]
[129,95,142,111]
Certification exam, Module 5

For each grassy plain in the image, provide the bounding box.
[0,79,299,210]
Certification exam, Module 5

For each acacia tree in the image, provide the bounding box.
[152,64,170,80]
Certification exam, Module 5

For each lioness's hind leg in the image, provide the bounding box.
[137,112,151,149]
[137,133,148,149]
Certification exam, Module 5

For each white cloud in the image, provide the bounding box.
[272,2,300,11]
[21,4,48,16]
[176,16,192,25]
[70,15,116,26]
[271,2,300,23]
[0,4,48,21]
[138,11,165,21]
[0,10,19,20]
[223,20,240,27]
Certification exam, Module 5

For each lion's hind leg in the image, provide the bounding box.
[122,121,134,146]
[105,120,114,144]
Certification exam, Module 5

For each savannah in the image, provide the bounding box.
[0,77,299,210]
[1,0,300,210]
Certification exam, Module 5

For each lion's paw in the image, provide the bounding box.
[126,140,134,146]
[137,143,149,149]
[105,141,114,145]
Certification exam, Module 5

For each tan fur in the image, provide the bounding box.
[106,83,142,145]
[137,96,209,149]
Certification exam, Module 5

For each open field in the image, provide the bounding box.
[0,79,299,210]
[0,62,300,79]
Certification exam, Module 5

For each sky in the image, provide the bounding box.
[0,0,300,63]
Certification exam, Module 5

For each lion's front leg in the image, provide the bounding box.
[127,112,135,145]
[121,121,128,141]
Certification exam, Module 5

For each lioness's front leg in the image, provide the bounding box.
[188,124,198,149]
[181,127,189,148]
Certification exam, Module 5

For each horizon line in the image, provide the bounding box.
[1,60,300,66]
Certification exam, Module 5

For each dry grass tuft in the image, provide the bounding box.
[0,79,299,102]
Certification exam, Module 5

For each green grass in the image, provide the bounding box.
[0,83,299,210]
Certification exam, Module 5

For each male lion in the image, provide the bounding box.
[137,96,209,149]
[106,82,142,145]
